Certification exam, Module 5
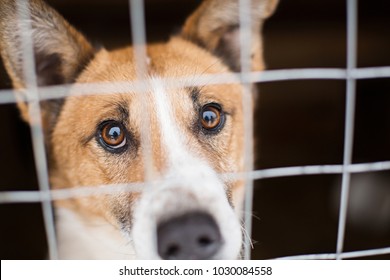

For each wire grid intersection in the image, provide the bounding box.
[0,0,389,260]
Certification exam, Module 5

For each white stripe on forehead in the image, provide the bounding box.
[132,79,242,260]
[150,78,220,185]
[151,79,191,168]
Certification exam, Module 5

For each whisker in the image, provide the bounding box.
[241,224,254,249]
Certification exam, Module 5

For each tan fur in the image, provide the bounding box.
[52,39,245,226]
[182,0,278,71]
[0,0,278,259]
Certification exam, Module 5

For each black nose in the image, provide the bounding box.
[157,212,222,260]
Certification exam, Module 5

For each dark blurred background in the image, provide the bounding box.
[0,0,389,259]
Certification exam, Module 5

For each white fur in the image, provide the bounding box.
[56,207,136,259]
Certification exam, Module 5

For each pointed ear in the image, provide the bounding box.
[181,0,278,72]
[0,0,95,123]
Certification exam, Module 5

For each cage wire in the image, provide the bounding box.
[13,0,58,260]
[0,0,390,260]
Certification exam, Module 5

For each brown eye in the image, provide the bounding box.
[99,121,127,151]
[200,104,224,132]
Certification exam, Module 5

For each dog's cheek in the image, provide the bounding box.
[204,125,244,180]
[110,192,141,233]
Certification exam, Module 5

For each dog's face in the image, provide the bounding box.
[0,0,278,259]
[54,41,247,259]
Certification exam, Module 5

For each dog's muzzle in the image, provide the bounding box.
[132,161,242,260]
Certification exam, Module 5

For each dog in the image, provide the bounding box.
[0,0,278,259]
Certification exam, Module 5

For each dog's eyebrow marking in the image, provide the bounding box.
[116,102,130,124]
[80,100,130,145]
[189,87,200,105]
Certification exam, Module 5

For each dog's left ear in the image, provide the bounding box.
[181,0,278,72]
[0,0,95,89]
[0,0,95,135]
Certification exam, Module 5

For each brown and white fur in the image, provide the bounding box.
[0,0,278,259]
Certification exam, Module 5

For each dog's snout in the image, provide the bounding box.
[157,212,222,260]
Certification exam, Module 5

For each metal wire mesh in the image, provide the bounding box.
[0,0,389,260]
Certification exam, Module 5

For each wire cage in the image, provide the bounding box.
[0,0,389,260]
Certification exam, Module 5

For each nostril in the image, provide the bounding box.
[157,212,222,260]
[198,236,213,247]
[165,243,180,258]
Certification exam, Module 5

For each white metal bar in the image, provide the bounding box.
[275,253,337,260]
[336,0,358,260]
[351,66,390,79]
[275,246,390,260]
[239,0,256,260]
[129,0,155,183]
[2,66,390,105]
[2,160,390,204]
[15,0,58,259]
[0,183,145,204]
[130,0,148,77]
[249,161,390,180]
[340,246,390,259]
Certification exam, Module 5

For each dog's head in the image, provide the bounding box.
[0,0,278,259]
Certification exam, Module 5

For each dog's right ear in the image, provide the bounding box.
[181,0,278,72]
[0,0,94,122]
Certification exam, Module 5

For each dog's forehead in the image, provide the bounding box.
[70,37,244,115]
[79,37,235,83]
